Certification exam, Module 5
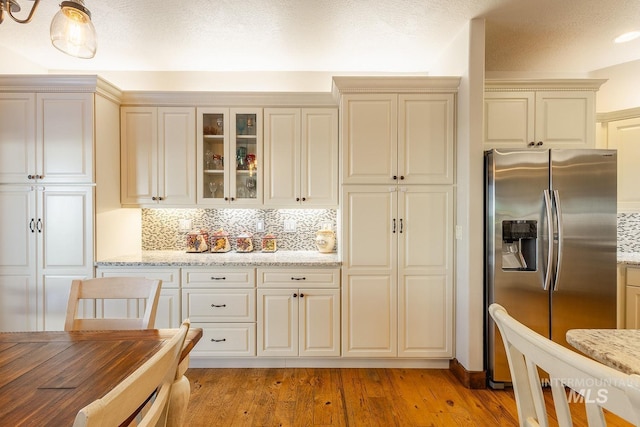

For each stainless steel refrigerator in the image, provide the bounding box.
[484,148,617,389]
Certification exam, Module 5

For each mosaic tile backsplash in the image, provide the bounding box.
[142,210,638,253]
[142,209,337,252]
[618,212,640,253]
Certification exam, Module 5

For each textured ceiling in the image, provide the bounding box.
[0,0,639,81]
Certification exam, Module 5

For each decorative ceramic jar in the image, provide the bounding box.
[261,234,277,252]
[186,229,209,253]
[236,232,254,253]
[210,229,231,253]
[315,229,336,253]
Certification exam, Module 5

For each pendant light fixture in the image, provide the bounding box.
[0,0,96,59]
[50,0,97,59]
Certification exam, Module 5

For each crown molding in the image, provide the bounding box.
[597,106,640,123]
[485,78,607,92]
[331,76,461,99]
[0,74,122,103]
[120,91,336,107]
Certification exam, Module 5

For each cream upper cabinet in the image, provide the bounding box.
[197,108,262,207]
[607,116,640,211]
[484,80,605,150]
[121,106,196,206]
[340,93,454,185]
[263,108,338,207]
[341,185,454,358]
[0,93,93,184]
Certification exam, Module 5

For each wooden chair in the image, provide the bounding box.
[73,320,190,427]
[488,303,640,426]
[65,277,162,331]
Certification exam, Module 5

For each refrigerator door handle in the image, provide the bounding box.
[543,189,554,291]
[553,189,564,291]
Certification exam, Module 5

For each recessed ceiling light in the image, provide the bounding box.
[614,31,640,43]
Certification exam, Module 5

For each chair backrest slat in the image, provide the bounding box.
[65,277,162,331]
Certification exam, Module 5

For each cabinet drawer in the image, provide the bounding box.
[96,268,180,288]
[257,268,340,288]
[191,322,256,357]
[182,268,255,288]
[183,289,255,322]
[627,267,640,286]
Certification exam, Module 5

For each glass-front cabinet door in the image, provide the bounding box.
[197,107,262,206]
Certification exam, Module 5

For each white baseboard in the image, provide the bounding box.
[188,357,450,369]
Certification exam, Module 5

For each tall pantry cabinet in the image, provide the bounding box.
[333,77,458,358]
[0,76,121,332]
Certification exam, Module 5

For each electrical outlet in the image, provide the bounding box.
[179,219,192,232]
[284,219,296,232]
[256,220,265,232]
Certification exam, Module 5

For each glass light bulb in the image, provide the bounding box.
[50,2,97,59]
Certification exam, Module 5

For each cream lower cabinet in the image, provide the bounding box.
[257,268,340,357]
[182,268,256,357]
[95,267,181,329]
[0,185,94,332]
[625,267,640,328]
[341,185,454,358]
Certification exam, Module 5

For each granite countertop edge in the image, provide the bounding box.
[95,250,341,267]
[617,252,640,265]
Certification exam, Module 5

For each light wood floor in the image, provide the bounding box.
[183,368,633,426]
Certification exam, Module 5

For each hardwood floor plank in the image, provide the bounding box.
[182,368,635,427]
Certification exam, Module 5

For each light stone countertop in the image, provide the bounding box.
[566,329,640,375]
[617,252,640,265]
[95,250,341,267]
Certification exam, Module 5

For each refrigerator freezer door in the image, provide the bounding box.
[485,149,551,384]
[549,150,617,347]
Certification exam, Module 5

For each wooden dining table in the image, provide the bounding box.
[566,328,640,375]
[0,328,202,426]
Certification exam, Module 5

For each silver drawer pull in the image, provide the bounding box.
[211,338,226,342]
[211,304,227,308]
[291,277,306,281]
[210,276,226,280]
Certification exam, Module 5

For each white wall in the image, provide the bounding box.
[591,60,640,112]
[0,46,47,74]
[431,18,486,372]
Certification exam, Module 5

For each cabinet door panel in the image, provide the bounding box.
[484,92,535,148]
[302,108,338,205]
[399,275,452,357]
[299,289,340,356]
[121,107,157,205]
[607,117,640,211]
[38,93,93,183]
[343,186,396,271]
[0,93,35,184]
[257,289,298,356]
[535,91,594,148]
[264,108,300,206]
[342,274,396,357]
[399,186,453,274]
[0,186,36,275]
[399,94,454,184]
[342,94,397,184]
[0,276,37,332]
[42,274,89,331]
[158,107,196,204]
[41,186,93,271]
[157,288,180,329]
